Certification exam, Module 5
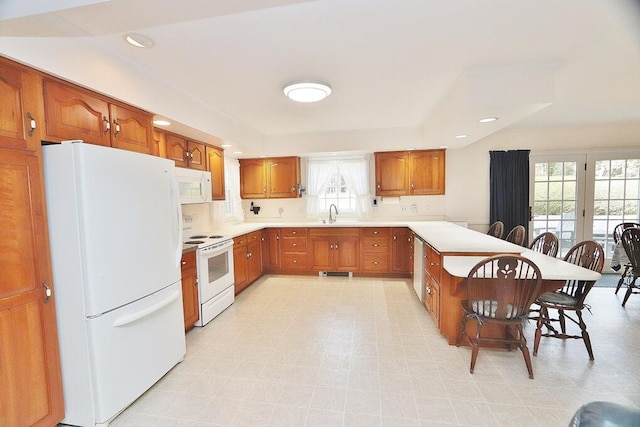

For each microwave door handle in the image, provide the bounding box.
[201,173,207,202]
[170,170,183,267]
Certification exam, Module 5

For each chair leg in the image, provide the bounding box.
[622,277,637,307]
[457,316,467,347]
[516,325,534,379]
[615,267,628,294]
[558,308,566,334]
[470,343,479,374]
[576,310,594,361]
[533,305,547,356]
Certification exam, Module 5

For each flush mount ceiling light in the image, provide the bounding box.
[124,33,154,48]
[455,134,468,139]
[479,117,498,123]
[283,80,332,103]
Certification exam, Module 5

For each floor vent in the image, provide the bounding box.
[318,271,352,278]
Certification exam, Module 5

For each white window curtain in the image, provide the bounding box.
[223,157,244,221]
[338,157,372,218]
[306,160,335,218]
[306,156,371,218]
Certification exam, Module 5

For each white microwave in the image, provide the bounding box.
[175,167,212,204]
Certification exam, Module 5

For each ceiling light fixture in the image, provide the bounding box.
[479,117,498,123]
[221,144,232,148]
[283,80,332,103]
[124,33,154,48]
[455,134,468,139]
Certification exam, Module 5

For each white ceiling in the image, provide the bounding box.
[1,0,639,155]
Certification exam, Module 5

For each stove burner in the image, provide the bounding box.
[184,240,205,245]
[209,235,224,239]
[190,235,207,239]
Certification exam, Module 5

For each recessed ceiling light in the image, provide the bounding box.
[479,117,498,123]
[455,134,468,139]
[221,144,232,148]
[283,80,332,103]
[124,33,154,48]
[153,119,171,126]
[233,151,243,155]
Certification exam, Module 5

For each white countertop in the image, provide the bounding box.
[443,249,602,281]
[407,221,523,253]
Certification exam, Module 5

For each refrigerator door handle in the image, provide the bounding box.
[170,170,183,267]
[112,290,180,327]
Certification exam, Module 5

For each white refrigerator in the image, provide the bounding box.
[42,142,186,427]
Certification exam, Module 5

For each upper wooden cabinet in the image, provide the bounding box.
[0,58,44,151]
[42,79,154,154]
[374,149,446,196]
[239,156,300,199]
[206,145,226,200]
[164,132,206,171]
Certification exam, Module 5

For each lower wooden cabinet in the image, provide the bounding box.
[262,228,282,272]
[309,228,359,272]
[281,228,308,271]
[234,231,263,294]
[391,227,413,273]
[360,228,390,273]
[180,250,199,331]
[424,243,442,326]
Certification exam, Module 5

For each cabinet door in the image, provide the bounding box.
[0,148,64,426]
[247,239,263,282]
[187,141,207,171]
[233,243,249,294]
[375,151,410,196]
[410,149,446,195]
[206,145,226,200]
[334,236,359,271]
[239,159,267,199]
[43,79,111,146]
[268,157,299,198]
[309,236,333,271]
[263,228,281,271]
[391,227,412,273]
[165,133,189,167]
[180,251,199,331]
[109,104,154,155]
[0,60,43,151]
[153,129,167,158]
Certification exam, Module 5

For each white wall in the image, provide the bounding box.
[445,120,640,231]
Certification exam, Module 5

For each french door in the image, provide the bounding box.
[531,151,640,265]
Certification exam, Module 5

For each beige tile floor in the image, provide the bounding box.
[112,275,640,426]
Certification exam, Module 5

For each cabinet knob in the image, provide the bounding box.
[377,184,381,189]
[292,259,297,263]
[373,243,379,247]
[373,261,379,265]
[181,261,186,265]
[42,282,52,302]
[292,243,297,247]
[373,231,378,235]
[113,120,120,137]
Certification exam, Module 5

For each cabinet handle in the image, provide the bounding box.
[113,120,120,137]
[292,259,297,263]
[373,243,379,247]
[263,186,267,193]
[26,112,36,136]
[335,244,339,249]
[42,282,52,302]
[291,186,295,193]
[181,261,186,265]
[103,116,110,134]
[377,183,381,189]
[373,261,379,265]
[373,231,378,235]
[292,231,297,235]
[292,243,297,247]
[411,182,414,189]
[393,235,397,240]
[330,244,334,249]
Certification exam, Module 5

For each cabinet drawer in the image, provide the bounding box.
[361,253,389,272]
[247,230,262,242]
[282,236,307,252]
[282,253,308,270]
[234,234,247,247]
[361,236,388,252]
[282,228,307,238]
[181,251,197,271]
[360,228,390,238]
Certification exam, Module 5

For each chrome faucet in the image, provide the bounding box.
[329,204,339,224]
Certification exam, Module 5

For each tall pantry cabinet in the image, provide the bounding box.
[0,58,65,426]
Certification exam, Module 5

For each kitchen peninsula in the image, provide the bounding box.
[184,221,601,344]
